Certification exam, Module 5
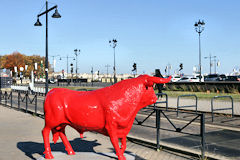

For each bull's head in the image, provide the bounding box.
[140,75,171,107]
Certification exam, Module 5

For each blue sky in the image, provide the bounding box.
[0,0,240,75]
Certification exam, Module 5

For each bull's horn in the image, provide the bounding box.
[148,76,172,84]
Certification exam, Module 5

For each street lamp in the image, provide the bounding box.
[109,39,117,83]
[194,19,205,82]
[105,64,110,78]
[74,49,81,78]
[50,55,60,73]
[59,55,75,78]
[204,54,216,75]
[34,0,61,95]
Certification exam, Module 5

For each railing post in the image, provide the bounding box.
[177,96,180,117]
[35,93,37,114]
[211,98,214,122]
[4,91,7,106]
[166,94,168,110]
[0,91,2,104]
[18,91,20,110]
[10,92,12,108]
[156,109,161,151]
[25,92,28,113]
[195,96,198,114]
[200,113,205,159]
[231,97,234,118]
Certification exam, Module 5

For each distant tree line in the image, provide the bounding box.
[0,51,49,78]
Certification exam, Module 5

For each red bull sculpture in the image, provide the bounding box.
[42,74,171,160]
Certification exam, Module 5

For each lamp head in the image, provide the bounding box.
[34,18,42,26]
[52,9,61,18]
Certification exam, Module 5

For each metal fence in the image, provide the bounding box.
[177,94,198,117]
[211,96,234,122]
[0,91,43,116]
[155,109,206,159]
[135,105,206,159]
[154,93,168,110]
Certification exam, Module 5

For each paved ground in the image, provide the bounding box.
[0,105,194,160]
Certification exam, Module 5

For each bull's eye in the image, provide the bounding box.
[146,86,148,90]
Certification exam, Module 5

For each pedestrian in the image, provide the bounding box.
[154,69,164,97]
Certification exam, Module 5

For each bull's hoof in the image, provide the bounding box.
[80,133,84,138]
[43,152,54,159]
[118,155,126,160]
[66,149,75,155]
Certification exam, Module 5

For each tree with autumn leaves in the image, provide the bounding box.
[0,51,50,78]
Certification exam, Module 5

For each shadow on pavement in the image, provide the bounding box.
[17,138,106,160]
[108,148,145,160]
[17,137,139,160]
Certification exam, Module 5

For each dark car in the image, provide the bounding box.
[237,75,240,81]
[218,74,227,81]
[225,76,238,81]
[204,74,220,81]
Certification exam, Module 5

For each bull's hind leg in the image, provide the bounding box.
[42,127,54,159]
[59,126,75,155]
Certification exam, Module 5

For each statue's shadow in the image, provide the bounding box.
[17,138,108,160]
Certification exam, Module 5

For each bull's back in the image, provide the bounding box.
[44,88,106,131]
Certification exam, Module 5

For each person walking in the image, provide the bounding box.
[154,69,164,96]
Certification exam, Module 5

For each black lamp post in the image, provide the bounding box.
[109,39,117,83]
[34,0,61,95]
[74,49,81,78]
[194,19,205,82]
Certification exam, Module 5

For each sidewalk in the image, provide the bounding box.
[0,105,194,160]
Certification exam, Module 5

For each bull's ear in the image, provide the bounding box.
[147,76,172,84]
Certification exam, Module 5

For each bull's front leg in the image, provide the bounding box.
[106,123,126,160]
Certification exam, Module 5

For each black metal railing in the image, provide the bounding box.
[177,94,198,117]
[135,93,168,125]
[211,96,234,122]
[154,93,168,110]
[155,109,205,159]
[1,91,41,115]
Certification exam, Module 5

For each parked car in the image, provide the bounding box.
[204,74,220,81]
[48,78,57,84]
[237,75,240,81]
[218,74,227,81]
[225,76,238,81]
[178,77,199,82]
[171,75,181,82]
